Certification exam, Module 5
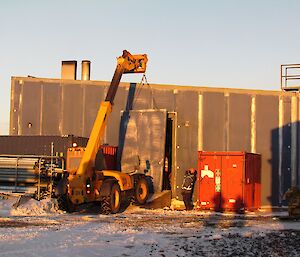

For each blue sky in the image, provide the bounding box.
[1,1,300,134]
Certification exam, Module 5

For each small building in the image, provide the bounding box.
[9,69,300,208]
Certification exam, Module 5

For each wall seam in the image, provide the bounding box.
[278,96,284,204]
[251,95,256,153]
[198,93,203,151]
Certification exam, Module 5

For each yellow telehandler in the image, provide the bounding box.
[57,50,150,214]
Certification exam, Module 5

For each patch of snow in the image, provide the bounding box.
[0,194,18,216]
[210,234,223,240]
[10,198,62,216]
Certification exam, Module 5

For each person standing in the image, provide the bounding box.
[181,168,197,210]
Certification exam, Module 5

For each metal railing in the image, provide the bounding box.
[281,64,300,91]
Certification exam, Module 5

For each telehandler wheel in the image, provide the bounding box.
[57,194,76,213]
[101,183,121,214]
[134,177,149,205]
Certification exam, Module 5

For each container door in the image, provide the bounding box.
[120,109,167,193]
[253,154,261,209]
[198,154,222,210]
[244,154,254,209]
[221,154,244,211]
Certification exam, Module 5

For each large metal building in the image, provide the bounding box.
[9,74,300,207]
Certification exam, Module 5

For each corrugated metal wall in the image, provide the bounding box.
[10,77,300,207]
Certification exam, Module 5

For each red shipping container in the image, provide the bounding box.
[197,151,261,212]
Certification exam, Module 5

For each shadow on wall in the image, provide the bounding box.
[270,122,295,207]
[117,83,137,171]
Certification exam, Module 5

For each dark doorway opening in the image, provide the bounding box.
[162,113,176,191]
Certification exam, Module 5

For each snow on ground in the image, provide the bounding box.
[0,194,300,257]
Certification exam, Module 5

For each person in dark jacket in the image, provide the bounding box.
[181,168,197,210]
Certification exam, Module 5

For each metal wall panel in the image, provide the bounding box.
[256,95,279,206]
[175,91,198,199]
[202,92,226,151]
[282,97,291,202]
[121,110,167,193]
[10,79,22,135]
[83,84,106,138]
[106,86,127,146]
[20,81,42,135]
[229,94,251,151]
[152,88,176,111]
[131,85,152,110]
[41,82,61,135]
[61,83,83,136]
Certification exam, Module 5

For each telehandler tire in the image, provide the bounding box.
[101,183,121,214]
[134,177,149,205]
[57,194,76,213]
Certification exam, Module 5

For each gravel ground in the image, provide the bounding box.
[0,196,299,257]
